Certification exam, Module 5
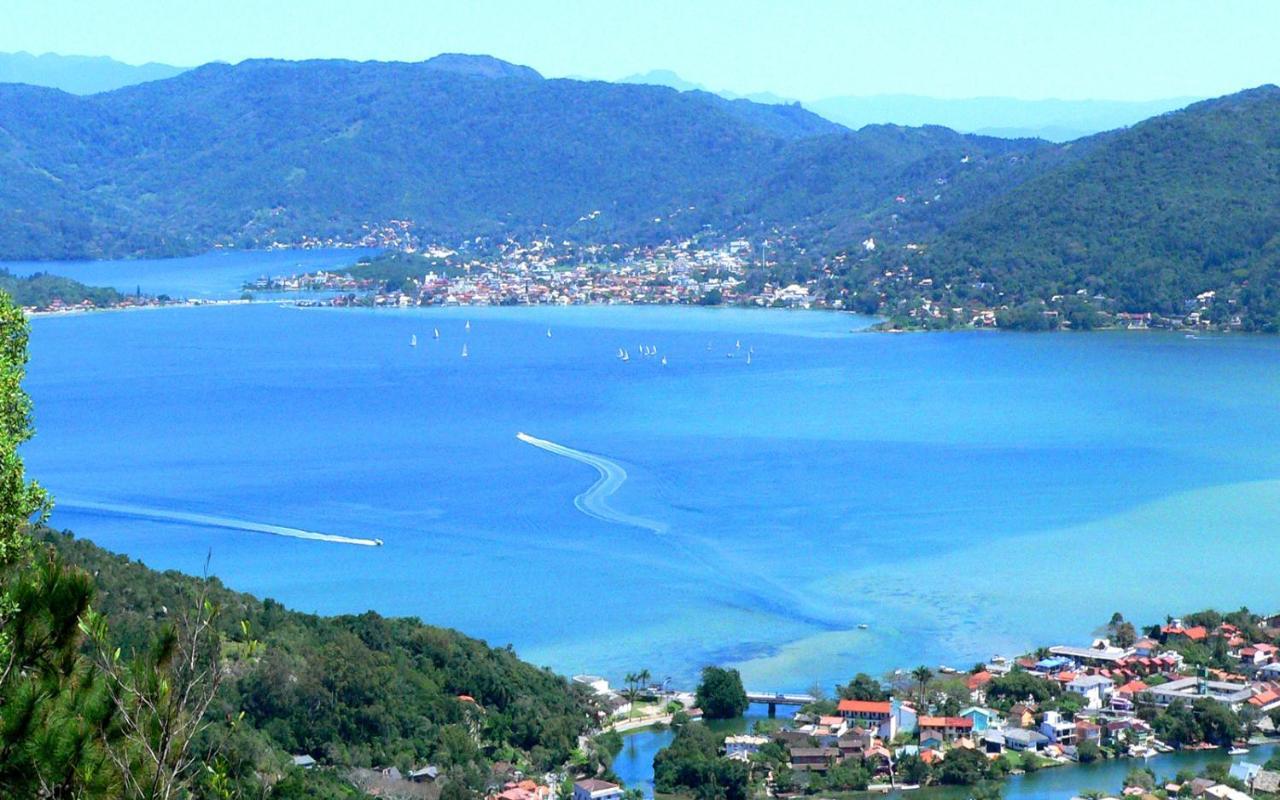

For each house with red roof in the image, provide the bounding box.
[1161,623,1208,642]
[918,716,974,746]
[837,699,896,739]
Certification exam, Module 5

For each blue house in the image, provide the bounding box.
[892,698,918,735]
[958,706,1000,733]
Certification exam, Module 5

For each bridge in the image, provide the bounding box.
[746,691,816,716]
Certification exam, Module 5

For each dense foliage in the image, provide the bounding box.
[694,666,748,720]
[905,85,1280,328]
[651,724,748,800]
[0,269,123,309]
[48,528,597,776]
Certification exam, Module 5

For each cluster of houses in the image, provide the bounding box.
[728,617,1280,784]
[255,236,839,310]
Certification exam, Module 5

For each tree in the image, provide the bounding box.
[0,293,51,656]
[82,567,245,800]
[1076,741,1101,763]
[838,673,887,702]
[911,666,934,710]
[0,551,119,798]
[936,747,990,785]
[694,667,747,720]
[1192,698,1241,746]
[896,753,930,786]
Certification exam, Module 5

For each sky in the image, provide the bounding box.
[2,0,1277,101]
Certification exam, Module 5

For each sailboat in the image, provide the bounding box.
[433,328,440,339]
[617,347,626,360]
[746,351,752,365]
[621,350,630,362]
[736,340,741,349]
[464,320,471,332]
[410,334,417,347]
[547,328,552,338]
[660,356,667,366]
[461,343,468,358]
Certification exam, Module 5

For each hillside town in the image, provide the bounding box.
[247,237,836,311]
[242,230,1243,334]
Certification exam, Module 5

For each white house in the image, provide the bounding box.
[573,779,622,800]
[1066,675,1115,709]
[723,735,769,758]
[1039,711,1076,745]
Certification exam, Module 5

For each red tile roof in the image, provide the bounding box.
[837,700,891,714]
[919,716,974,728]
[967,671,993,690]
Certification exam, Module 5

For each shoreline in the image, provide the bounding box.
[23,297,251,319]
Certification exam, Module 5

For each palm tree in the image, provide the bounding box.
[638,668,651,694]
[623,672,638,719]
[911,666,934,710]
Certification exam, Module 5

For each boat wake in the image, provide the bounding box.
[59,500,383,547]
[516,432,669,534]
[516,432,857,632]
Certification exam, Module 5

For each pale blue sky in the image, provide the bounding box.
[2,0,1277,101]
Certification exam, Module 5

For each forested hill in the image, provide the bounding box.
[0,54,1047,260]
[43,527,598,797]
[904,85,1280,322]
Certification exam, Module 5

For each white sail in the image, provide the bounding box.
[461,343,468,358]
[433,328,440,339]
[410,334,417,347]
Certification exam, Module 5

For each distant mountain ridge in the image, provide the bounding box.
[0,50,186,94]
[1,54,989,261]
[806,93,1201,142]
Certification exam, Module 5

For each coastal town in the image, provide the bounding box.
[243,233,1237,333]
[523,609,1280,800]
[315,609,1280,800]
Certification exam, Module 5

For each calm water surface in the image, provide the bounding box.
[16,251,1280,694]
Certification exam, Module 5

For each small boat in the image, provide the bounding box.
[660,356,667,366]
[857,623,869,630]
[433,328,440,339]
[621,350,630,362]
[410,334,417,347]
[726,352,735,358]
[706,341,712,351]
[1228,745,1250,756]
[461,344,468,358]
[464,320,471,332]
[547,328,552,338]
[746,352,752,365]
[617,347,626,360]
[736,340,741,349]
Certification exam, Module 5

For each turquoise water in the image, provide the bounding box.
[17,251,1280,694]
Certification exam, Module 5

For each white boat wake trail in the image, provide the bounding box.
[60,500,383,547]
[516,432,859,632]
[516,432,668,534]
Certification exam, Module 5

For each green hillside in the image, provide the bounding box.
[0,55,1044,261]
[42,528,597,796]
[910,85,1280,325]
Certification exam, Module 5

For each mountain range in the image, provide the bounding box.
[615,68,1196,140]
[0,54,1030,260]
[1,53,1278,324]
[0,50,186,94]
